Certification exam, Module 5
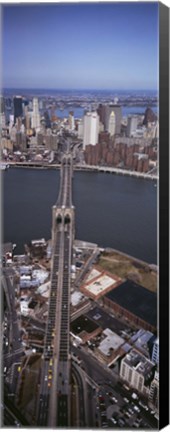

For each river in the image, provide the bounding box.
[2,168,157,264]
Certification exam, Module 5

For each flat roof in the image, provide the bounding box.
[71,291,84,306]
[123,349,155,377]
[98,328,124,356]
[86,274,117,296]
[105,280,157,327]
[86,268,101,283]
[86,306,131,335]
[71,315,99,335]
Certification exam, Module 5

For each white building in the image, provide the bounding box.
[77,119,84,138]
[108,111,116,136]
[31,98,41,131]
[83,111,99,149]
[120,349,155,395]
[149,370,159,412]
[154,120,159,139]
[20,299,29,316]
[68,112,75,131]
[98,328,124,357]
[126,115,138,137]
[10,125,17,143]
[9,114,14,129]
[152,338,159,365]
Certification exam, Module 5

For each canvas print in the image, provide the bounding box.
[1,2,159,429]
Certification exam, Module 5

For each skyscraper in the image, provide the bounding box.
[126,115,138,137]
[0,96,5,113]
[83,112,99,149]
[13,96,23,122]
[106,105,122,134]
[68,111,75,131]
[31,98,41,131]
[108,111,116,137]
[98,104,122,135]
[0,113,6,128]
[152,338,159,365]
[149,371,159,412]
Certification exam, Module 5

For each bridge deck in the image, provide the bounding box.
[37,154,74,427]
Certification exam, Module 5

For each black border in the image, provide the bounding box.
[159,2,169,430]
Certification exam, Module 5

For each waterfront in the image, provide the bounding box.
[53,105,157,119]
[2,168,157,264]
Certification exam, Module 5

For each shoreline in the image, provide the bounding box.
[2,162,158,181]
[103,246,158,270]
[9,239,157,268]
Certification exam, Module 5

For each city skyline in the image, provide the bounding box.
[2,2,159,90]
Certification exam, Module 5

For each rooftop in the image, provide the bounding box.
[71,314,99,336]
[98,328,124,357]
[71,291,84,306]
[123,349,155,377]
[105,279,157,327]
[130,329,156,356]
[81,267,121,299]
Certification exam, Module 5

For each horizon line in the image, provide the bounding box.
[2,87,158,92]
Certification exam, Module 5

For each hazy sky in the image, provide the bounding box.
[2,2,159,90]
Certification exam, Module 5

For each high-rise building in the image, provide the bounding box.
[126,115,138,137]
[37,133,44,147]
[108,111,116,137]
[143,107,157,126]
[13,96,23,122]
[0,113,6,128]
[98,104,122,135]
[152,338,159,365]
[9,114,14,127]
[154,120,159,139]
[43,111,51,128]
[10,126,17,143]
[149,370,159,412]
[16,132,27,151]
[97,104,105,125]
[24,106,30,130]
[31,98,41,131]
[83,111,99,149]
[5,97,12,110]
[77,119,84,138]
[107,105,122,134]
[68,111,75,131]
[16,117,22,132]
[0,96,5,113]
[120,349,155,395]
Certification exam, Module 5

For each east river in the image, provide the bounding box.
[2,168,157,264]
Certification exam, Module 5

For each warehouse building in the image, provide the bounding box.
[104,280,157,332]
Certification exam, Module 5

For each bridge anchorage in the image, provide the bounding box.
[37,154,75,427]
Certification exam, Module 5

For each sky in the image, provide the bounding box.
[2,2,159,90]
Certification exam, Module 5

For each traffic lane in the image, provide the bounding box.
[86,382,97,427]
[57,396,68,427]
[3,407,17,426]
[4,392,29,426]
[72,366,86,427]
[73,362,99,428]
[72,345,118,386]
[37,361,51,426]
[3,275,23,354]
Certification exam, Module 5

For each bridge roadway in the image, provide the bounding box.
[75,164,158,180]
[37,155,74,427]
